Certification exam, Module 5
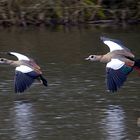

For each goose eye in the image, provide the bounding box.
[91,55,94,58]
[0,59,4,61]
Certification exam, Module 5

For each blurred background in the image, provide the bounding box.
[0,0,139,27]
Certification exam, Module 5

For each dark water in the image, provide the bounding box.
[0,26,139,140]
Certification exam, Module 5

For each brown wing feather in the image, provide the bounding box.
[20,60,42,74]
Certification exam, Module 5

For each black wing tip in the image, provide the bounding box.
[7,52,19,56]
[15,81,28,93]
[7,52,12,55]
[15,88,26,93]
[8,52,16,56]
[40,75,48,87]
[100,36,125,46]
[15,83,32,94]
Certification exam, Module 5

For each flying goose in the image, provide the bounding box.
[85,36,140,92]
[0,52,47,93]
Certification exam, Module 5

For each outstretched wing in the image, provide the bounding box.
[101,37,134,92]
[15,71,35,93]
[106,59,133,92]
[15,65,40,93]
[100,36,131,52]
[8,52,30,61]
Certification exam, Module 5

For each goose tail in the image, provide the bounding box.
[40,75,48,87]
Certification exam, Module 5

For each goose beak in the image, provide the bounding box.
[85,57,90,60]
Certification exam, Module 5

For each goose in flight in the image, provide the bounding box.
[0,52,48,93]
[85,36,140,92]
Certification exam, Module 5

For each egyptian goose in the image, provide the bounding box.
[0,52,47,93]
[85,36,140,92]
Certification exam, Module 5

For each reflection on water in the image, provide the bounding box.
[101,105,126,140]
[11,101,36,140]
[0,27,139,140]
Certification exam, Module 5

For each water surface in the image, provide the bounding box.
[0,26,139,140]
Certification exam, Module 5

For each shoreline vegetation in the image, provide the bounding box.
[0,0,139,28]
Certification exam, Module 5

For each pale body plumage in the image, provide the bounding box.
[86,37,140,92]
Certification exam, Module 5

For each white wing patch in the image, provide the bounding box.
[104,40,123,52]
[10,52,30,61]
[106,59,125,70]
[16,65,33,73]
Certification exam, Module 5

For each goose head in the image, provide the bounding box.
[85,55,100,61]
[0,58,9,63]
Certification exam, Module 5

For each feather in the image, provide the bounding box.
[100,36,130,52]
[16,65,33,73]
[106,65,133,92]
[14,71,40,93]
[9,52,30,61]
[106,70,117,92]
[107,59,125,70]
